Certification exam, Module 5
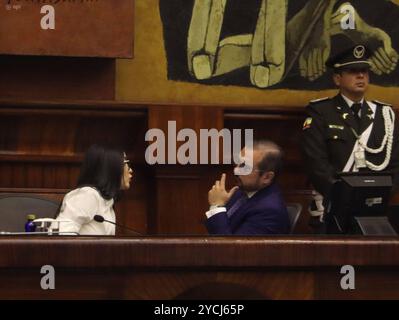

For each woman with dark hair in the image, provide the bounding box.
[56,145,133,235]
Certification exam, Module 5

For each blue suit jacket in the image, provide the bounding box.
[205,183,290,235]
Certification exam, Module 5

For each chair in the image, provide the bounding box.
[0,194,60,232]
[286,203,302,234]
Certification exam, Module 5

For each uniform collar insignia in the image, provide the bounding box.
[365,106,374,119]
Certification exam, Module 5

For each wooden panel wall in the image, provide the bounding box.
[2,237,399,299]
[0,56,115,100]
[148,105,225,234]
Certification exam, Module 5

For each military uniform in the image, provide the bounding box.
[301,44,399,230]
[302,94,399,198]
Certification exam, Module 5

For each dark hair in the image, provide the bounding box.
[77,144,124,200]
[253,140,284,180]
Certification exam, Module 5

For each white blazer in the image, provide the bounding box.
[56,187,115,235]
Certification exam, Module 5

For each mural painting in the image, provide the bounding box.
[160,0,399,89]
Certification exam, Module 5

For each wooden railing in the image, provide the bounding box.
[0,236,398,299]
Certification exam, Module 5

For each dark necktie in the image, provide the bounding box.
[352,103,362,122]
[227,194,248,218]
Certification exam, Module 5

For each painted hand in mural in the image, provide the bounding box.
[331,3,399,75]
[298,0,336,81]
[369,46,399,75]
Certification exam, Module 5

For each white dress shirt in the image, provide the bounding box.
[341,94,376,118]
[56,186,116,235]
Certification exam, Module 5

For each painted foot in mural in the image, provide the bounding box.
[331,3,399,75]
[192,35,253,79]
[250,63,287,89]
[192,54,214,80]
[250,0,287,88]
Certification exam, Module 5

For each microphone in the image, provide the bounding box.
[93,215,142,236]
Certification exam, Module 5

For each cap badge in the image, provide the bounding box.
[353,45,365,59]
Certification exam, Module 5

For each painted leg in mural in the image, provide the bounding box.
[250,0,287,88]
[187,0,253,80]
[296,0,337,81]
[330,3,399,75]
[187,0,227,80]
[285,0,335,81]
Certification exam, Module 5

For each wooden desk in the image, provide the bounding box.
[0,236,398,299]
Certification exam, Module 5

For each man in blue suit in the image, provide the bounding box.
[205,140,290,235]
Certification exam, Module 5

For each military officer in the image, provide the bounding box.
[301,44,399,231]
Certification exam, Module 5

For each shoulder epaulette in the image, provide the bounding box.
[373,100,392,106]
[310,97,330,104]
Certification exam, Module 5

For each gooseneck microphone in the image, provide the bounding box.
[94,215,142,236]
